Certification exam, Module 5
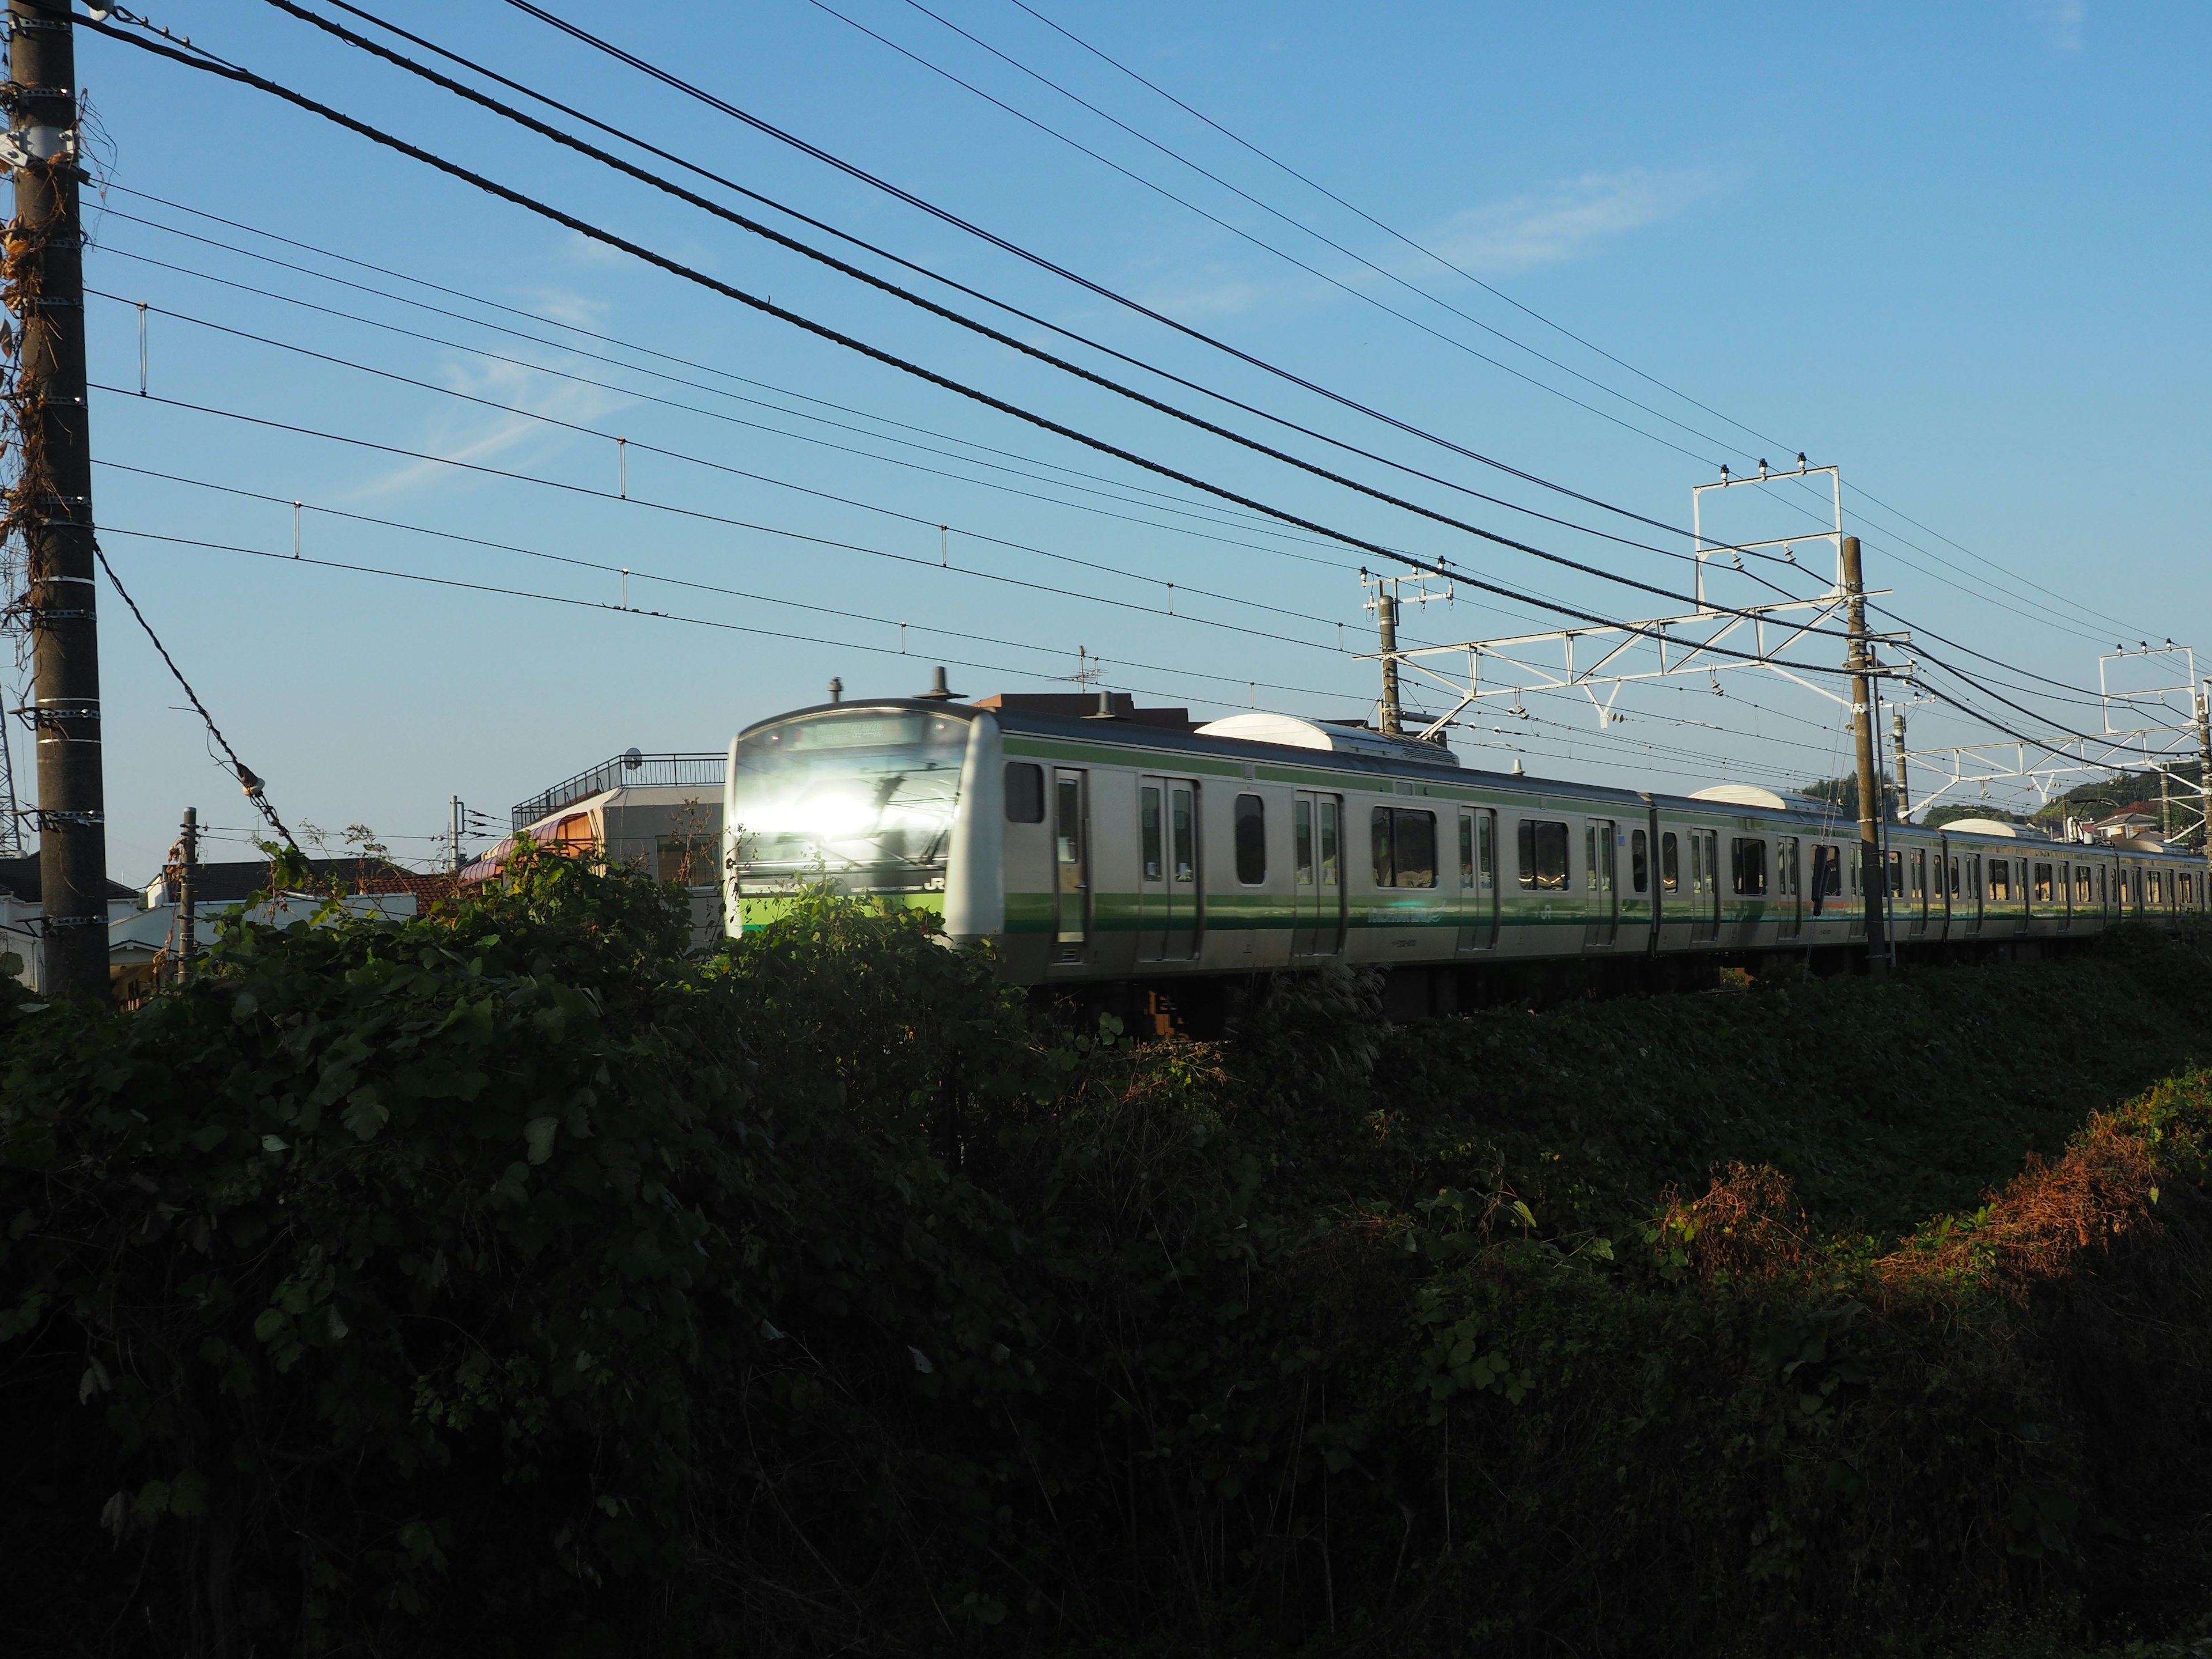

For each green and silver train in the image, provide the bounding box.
[723,690,2209,1005]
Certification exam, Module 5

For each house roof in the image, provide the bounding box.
[149,858,459,907]
[0,855,138,905]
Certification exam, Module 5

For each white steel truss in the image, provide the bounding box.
[1363,463,1912,740]
[1901,652,2209,841]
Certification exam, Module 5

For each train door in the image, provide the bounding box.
[1291,791,1345,957]
[1689,828,1719,942]
[1052,768,1089,961]
[2056,861,2072,932]
[1458,808,1498,950]
[1584,819,1618,945]
[1775,837,1803,941]
[1962,854,1983,937]
[1135,775,1200,961]
[1908,849,1929,938]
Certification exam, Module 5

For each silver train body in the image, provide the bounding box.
[725,697,2208,1000]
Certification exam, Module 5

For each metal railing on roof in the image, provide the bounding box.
[511,751,725,830]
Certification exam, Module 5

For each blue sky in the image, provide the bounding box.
[38,0,2211,876]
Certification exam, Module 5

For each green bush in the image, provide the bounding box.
[3,860,2211,1657]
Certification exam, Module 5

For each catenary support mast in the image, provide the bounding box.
[1842,535,1887,971]
[10,0,105,997]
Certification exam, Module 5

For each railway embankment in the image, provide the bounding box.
[2,852,2209,1656]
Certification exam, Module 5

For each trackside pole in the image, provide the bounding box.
[1842,535,1888,974]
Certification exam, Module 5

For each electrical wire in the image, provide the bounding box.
[91,459,1355,702]
[92,253,1383,574]
[89,11,2159,770]
[78,22,1895,687]
[93,523,1348,715]
[286,0,1753,565]
[798,0,1721,465]
[507,0,2151,649]
[94,185,1363,555]
[90,290,1376,645]
[972,0,2160,647]
[218,5,2123,699]
[90,539,302,851]
[891,0,1766,461]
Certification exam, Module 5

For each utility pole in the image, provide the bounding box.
[1841,536,1887,972]
[449,794,463,875]
[9,2,105,998]
[2197,688,2210,851]
[1891,708,1912,823]
[1377,587,1402,735]
[176,806,196,979]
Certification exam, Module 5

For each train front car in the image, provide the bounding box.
[724,700,1004,942]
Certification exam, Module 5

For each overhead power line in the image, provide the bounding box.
[986,0,2159,647]
[90,540,301,851]
[95,523,1333,715]
[271,2,2138,691]
[263,0,1786,578]
[90,13,2130,753]
[81,18,1878,672]
[94,192,1363,557]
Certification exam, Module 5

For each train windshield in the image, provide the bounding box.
[730,710,968,888]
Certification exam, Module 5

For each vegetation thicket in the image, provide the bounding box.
[3,845,2211,1658]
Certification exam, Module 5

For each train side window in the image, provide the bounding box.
[1172,788,1196,883]
[1319,801,1339,887]
[1395,809,1437,888]
[1661,831,1680,892]
[1140,786,1163,880]
[1293,798,1313,887]
[1477,812,1494,885]
[1730,836,1767,896]
[1373,806,1395,887]
[1516,819,1569,890]
[1988,859,2011,902]
[2032,862,2053,903]
[1885,849,1902,899]
[1234,794,1267,885]
[1459,813,1475,888]
[2149,869,2164,906]
[2073,865,2090,904]
[1005,762,1046,823]
[1631,828,1649,893]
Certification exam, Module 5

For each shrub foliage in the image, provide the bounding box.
[3,853,2210,1656]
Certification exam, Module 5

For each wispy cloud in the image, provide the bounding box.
[1419,169,1718,277]
[2039,0,2085,54]
[518,286,612,331]
[341,355,637,502]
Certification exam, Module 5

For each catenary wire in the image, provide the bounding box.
[968,0,2158,645]
[77,23,1896,681]
[86,16,2148,751]
[93,192,1372,557]
[218,6,2123,691]
[91,253,1406,577]
[286,0,1752,559]
[878,0,1765,459]
[92,459,1352,702]
[95,524,1351,715]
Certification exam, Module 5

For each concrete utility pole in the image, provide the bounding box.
[1377,587,1403,736]
[10,1,105,998]
[2197,688,2210,851]
[176,806,196,978]
[1891,707,1912,823]
[1841,535,1887,971]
